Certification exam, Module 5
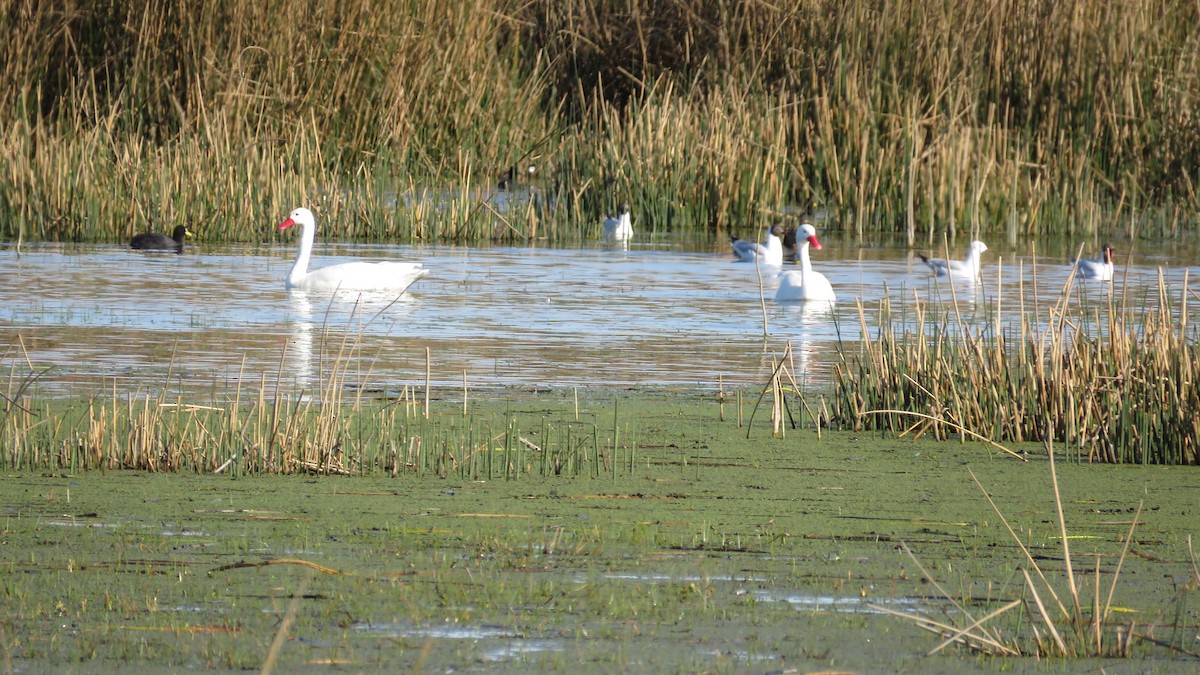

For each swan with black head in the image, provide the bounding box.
[277,207,429,293]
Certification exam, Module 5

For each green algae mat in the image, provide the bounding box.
[2,392,1198,673]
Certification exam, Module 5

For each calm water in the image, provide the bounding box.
[1,235,1197,399]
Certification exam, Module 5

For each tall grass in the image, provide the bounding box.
[0,333,634,477]
[825,271,1200,465]
[1,1,1198,244]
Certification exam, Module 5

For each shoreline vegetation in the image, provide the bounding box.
[2,0,1198,245]
[3,265,1197,470]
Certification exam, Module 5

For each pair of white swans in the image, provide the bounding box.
[731,223,837,303]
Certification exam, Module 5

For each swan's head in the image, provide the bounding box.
[969,240,988,255]
[278,207,315,231]
[768,224,787,238]
[799,222,822,250]
[1102,243,1115,262]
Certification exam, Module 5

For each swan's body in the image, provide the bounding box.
[1072,244,1115,281]
[918,240,988,279]
[277,208,428,292]
[731,224,786,266]
[131,225,192,253]
[775,224,836,303]
[603,203,633,241]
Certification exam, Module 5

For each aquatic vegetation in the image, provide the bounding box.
[1,1,1197,245]
[823,269,1200,464]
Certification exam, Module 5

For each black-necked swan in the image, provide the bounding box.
[775,223,836,303]
[277,207,429,293]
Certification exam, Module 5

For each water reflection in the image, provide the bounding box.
[284,288,424,393]
[286,291,315,389]
[0,237,1196,398]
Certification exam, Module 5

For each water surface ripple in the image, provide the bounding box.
[1,239,1195,398]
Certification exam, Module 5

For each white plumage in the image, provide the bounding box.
[277,207,429,293]
[918,240,988,279]
[731,224,786,266]
[775,223,836,303]
[603,203,633,242]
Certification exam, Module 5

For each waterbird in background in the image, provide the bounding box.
[603,203,633,242]
[131,225,192,254]
[730,224,787,266]
[775,223,836,303]
[498,164,537,190]
[277,207,429,292]
[1072,243,1115,281]
[918,240,989,279]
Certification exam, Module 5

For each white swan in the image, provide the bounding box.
[277,207,429,292]
[1072,243,1115,281]
[603,203,633,242]
[731,224,786,265]
[918,240,988,279]
[775,223,836,303]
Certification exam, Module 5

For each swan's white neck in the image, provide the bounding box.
[798,241,814,273]
[287,219,316,287]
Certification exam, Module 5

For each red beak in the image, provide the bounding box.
[277,218,296,231]
[807,235,822,250]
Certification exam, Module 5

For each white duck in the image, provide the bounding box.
[603,203,633,242]
[1072,243,1115,281]
[731,224,786,266]
[918,240,988,279]
[775,223,836,303]
[277,207,429,292]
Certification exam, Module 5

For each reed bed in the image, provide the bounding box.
[0,383,640,477]
[2,1,1198,244]
[826,271,1200,465]
[1,332,637,476]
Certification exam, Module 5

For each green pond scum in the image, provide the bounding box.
[1,390,1198,673]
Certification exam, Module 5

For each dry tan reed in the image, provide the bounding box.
[1,1,1196,244]
[826,270,1199,465]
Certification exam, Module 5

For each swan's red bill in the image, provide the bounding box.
[278,218,296,231]
[807,235,823,250]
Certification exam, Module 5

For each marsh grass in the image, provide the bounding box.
[2,1,1198,245]
[1,322,640,478]
[823,266,1200,465]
